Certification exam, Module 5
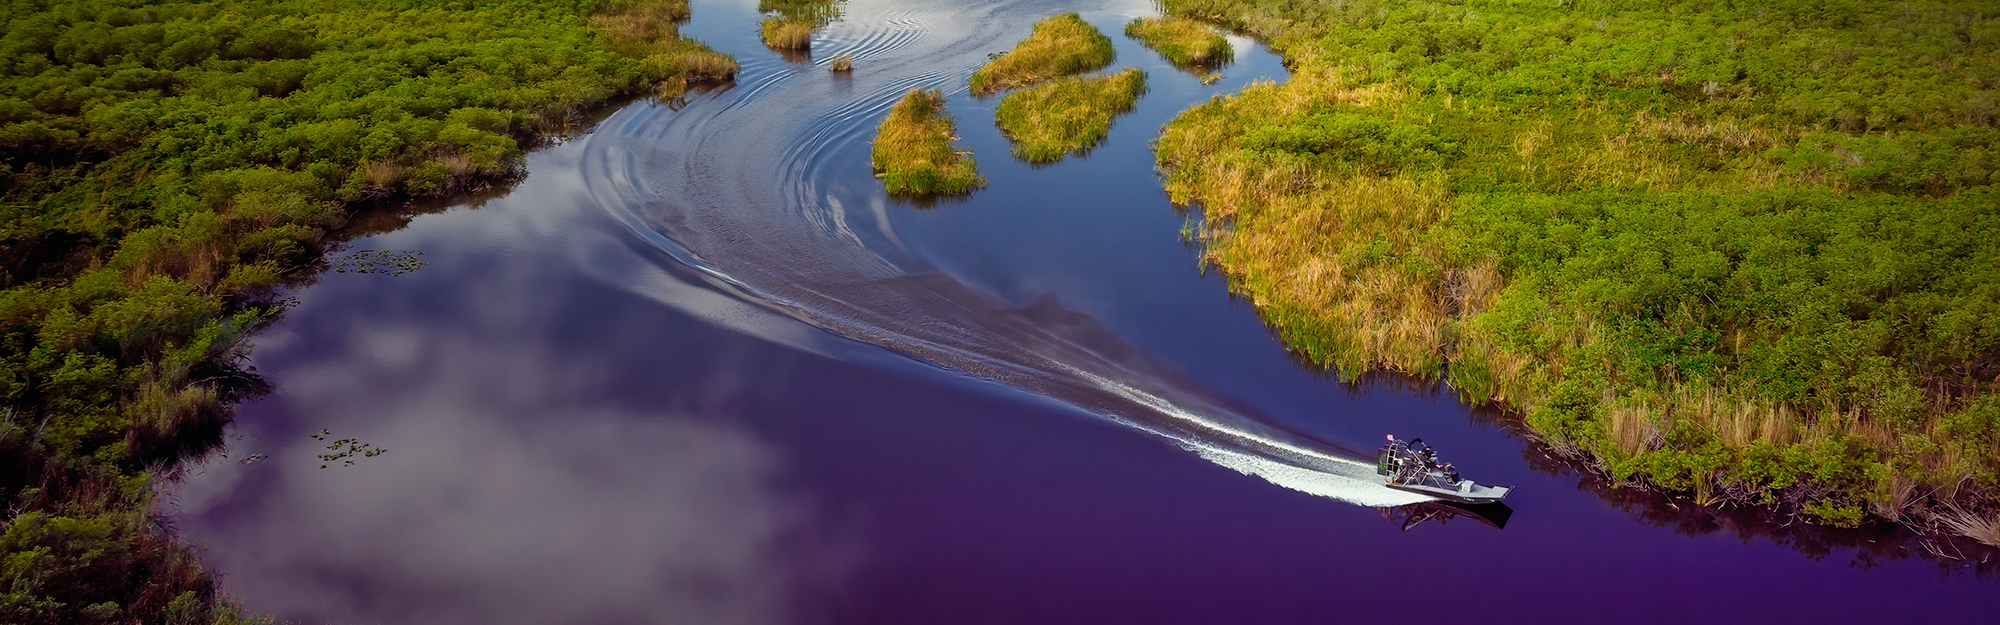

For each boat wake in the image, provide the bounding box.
[577,0,1432,508]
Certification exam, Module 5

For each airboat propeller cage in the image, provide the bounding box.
[1379,437,1513,504]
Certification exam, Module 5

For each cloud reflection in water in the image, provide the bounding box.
[174,325,835,625]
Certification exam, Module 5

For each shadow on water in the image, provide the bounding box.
[1383,500,1515,532]
[886,189,978,210]
[1515,431,2000,578]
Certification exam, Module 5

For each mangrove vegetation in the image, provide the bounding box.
[1152,0,2000,535]
[871,88,984,196]
[968,12,1115,96]
[995,67,1147,163]
[0,0,734,621]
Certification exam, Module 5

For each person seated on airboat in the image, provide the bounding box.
[1376,434,1513,504]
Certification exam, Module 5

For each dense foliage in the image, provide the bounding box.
[0,1,730,621]
[967,12,1114,96]
[871,88,983,195]
[994,67,1146,163]
[1155,0,2000,527]
[1124,16,1232,72]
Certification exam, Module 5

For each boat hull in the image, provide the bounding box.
[1386,481,1512,504]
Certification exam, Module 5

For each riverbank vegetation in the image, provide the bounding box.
[872,89,984,195]
[968,13,1115,96]
[1154,0,2000,532]
[758,0,842,51]
[1124,16,1232,72]
[995,68,1147,163]
[0,0,733,620]
[596,0,739,97]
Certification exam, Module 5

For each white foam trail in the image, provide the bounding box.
[584,0,1432,509]
[1197,450,1434,507]
[1071,369,1434,506]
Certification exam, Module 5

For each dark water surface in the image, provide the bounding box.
[167,0,1995,623]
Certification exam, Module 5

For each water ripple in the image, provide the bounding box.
[584,0,1427,507]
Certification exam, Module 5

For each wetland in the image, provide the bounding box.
[2,0,1995,622]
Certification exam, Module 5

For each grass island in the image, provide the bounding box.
[995,68,1148,163]
[1125,15,1233,71]
[872,89,985,196]
[758,0,843,51]
[968,12,1116,96]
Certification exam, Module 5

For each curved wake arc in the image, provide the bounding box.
[587,0,1434,508]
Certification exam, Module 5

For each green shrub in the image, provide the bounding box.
[1153,0,2000,519]
[1242,108,1462,175]
[0,1,736,620]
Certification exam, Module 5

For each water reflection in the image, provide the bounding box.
[1511,428,2000,578]
[1381,501,1514,532]
[165,0,2000,621]
[173,299,839,625]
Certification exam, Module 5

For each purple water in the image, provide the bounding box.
[164,1,1997,623]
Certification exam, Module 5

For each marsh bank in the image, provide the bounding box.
[165,0,1994,623]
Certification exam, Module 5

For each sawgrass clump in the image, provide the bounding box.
[968,13,1115,95]
[996,68,1148,163]
[759,18,817,49]
[597,0,739,96]
[758,0,842,50]
[1125,16,1233,70]
[872,89,985,195]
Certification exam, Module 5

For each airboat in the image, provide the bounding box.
[1377,436,1513,504]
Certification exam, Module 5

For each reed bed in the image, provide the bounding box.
[994,68,1147,163]
[758,0,842,51]
[829,53,853,72]
[872,89,985,195]
[1124,16,1233,70]
[760,18,817,49]
[591,0,691,47]
[1939,505,2000,548]
[968,13,1115,95]
[595,0,737,96]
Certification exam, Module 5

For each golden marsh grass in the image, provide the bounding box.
[1124,16,1233,70]
[872,89,985,195]
[760,18,817,49]
[594,0,737,97]
[994,68,1147,163]
[758,0,841,51]
[969,13,1115,96]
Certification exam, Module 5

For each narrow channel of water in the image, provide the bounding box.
[166,1,1994,623]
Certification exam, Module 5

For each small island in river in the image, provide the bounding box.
[871,89,986,196]
[968,12,1116,96]
[995,67,1148,163]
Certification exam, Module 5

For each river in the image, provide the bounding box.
[164,0,1995,623]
